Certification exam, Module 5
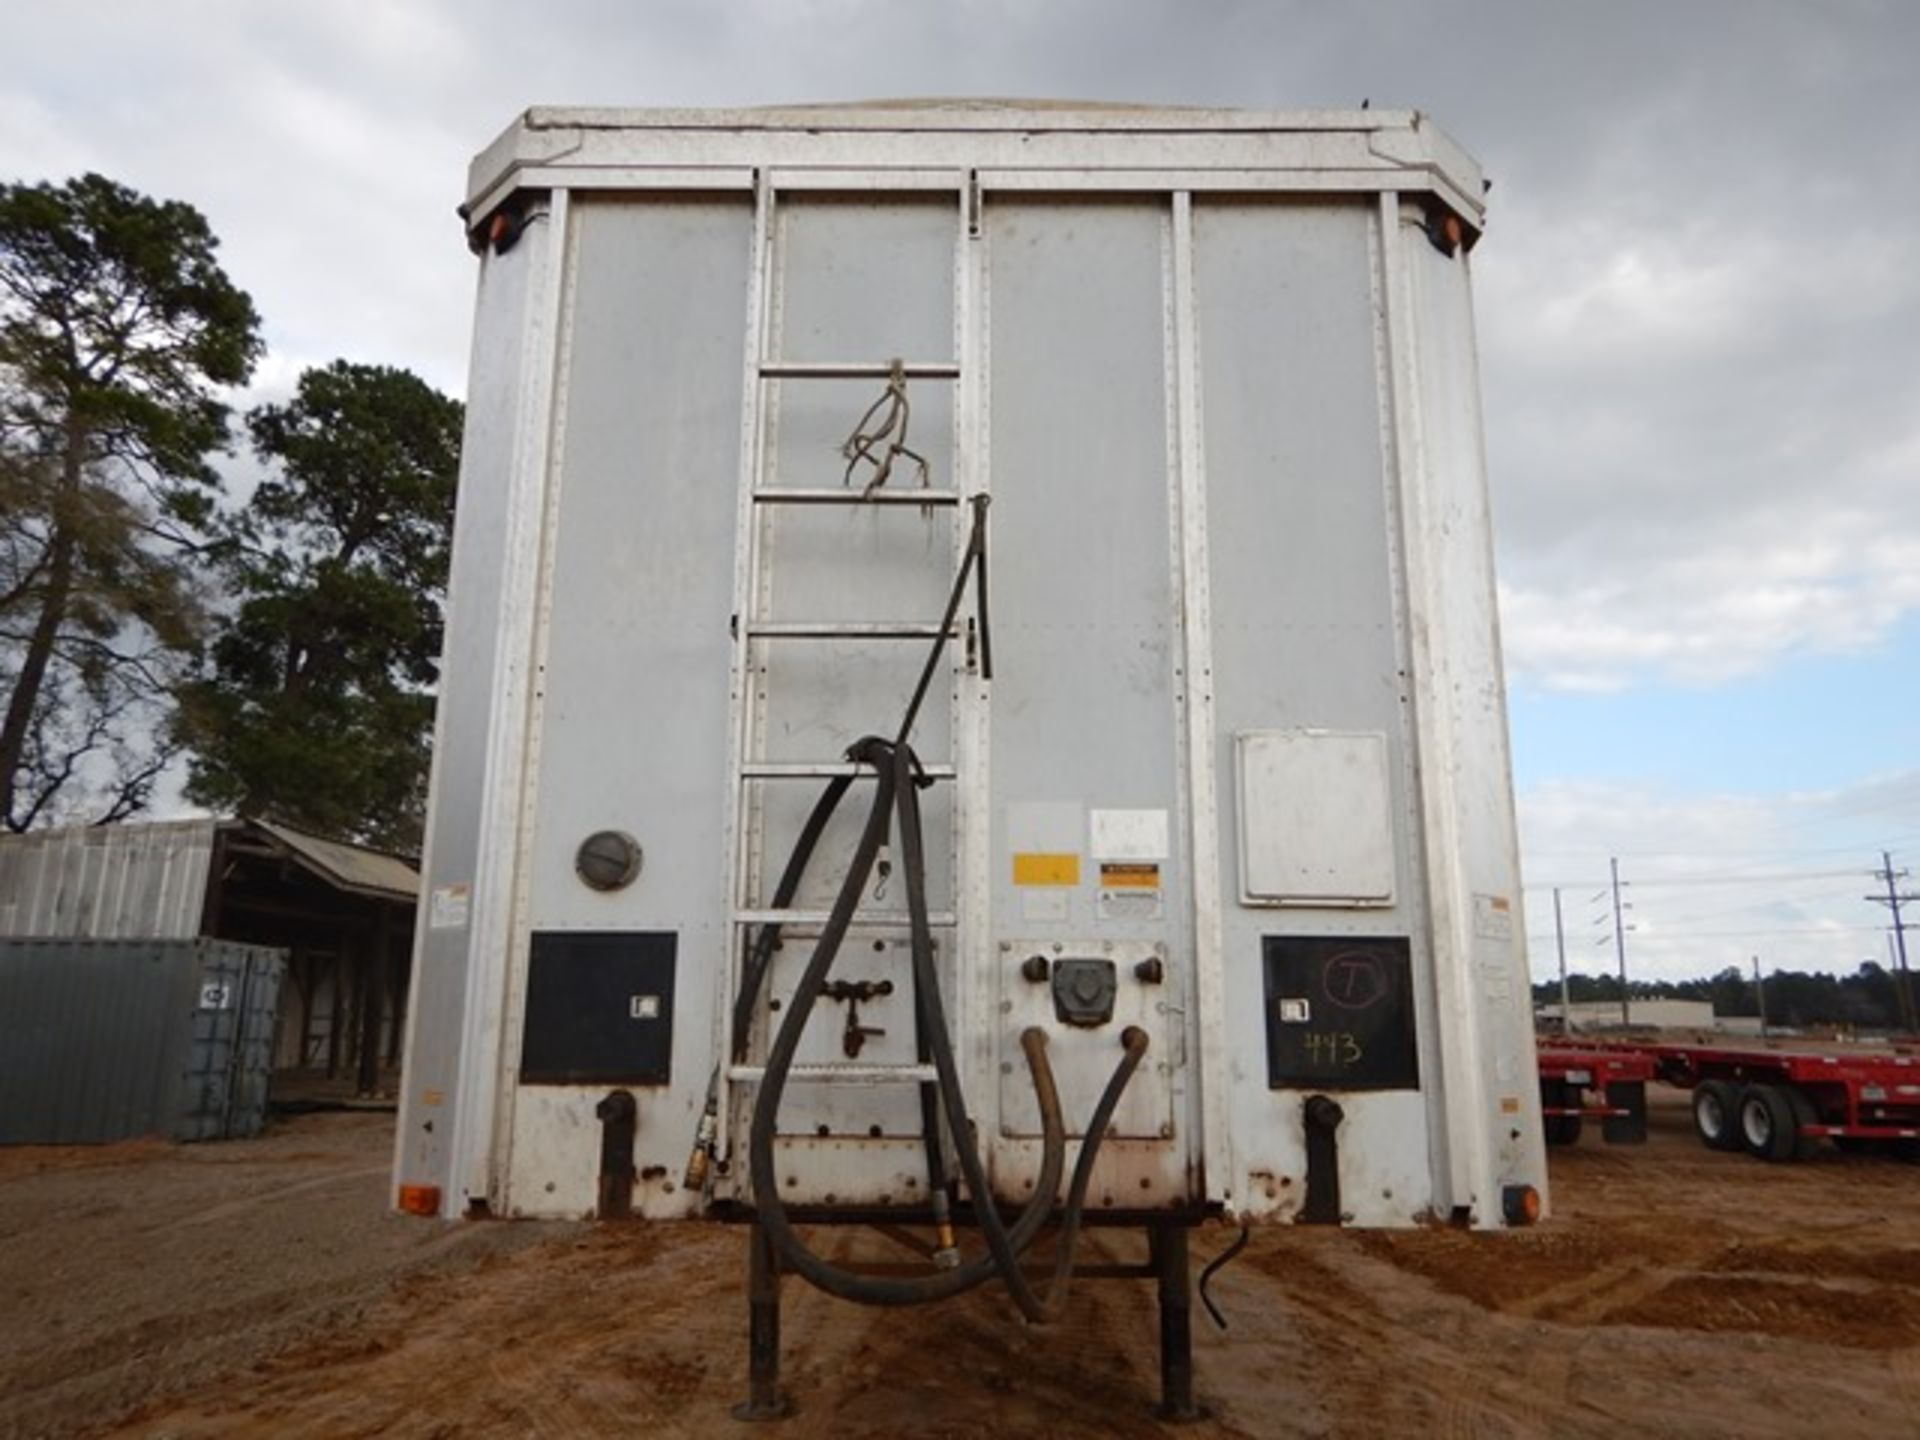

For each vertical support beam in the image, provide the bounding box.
[1554,888,1570,1028]
[1168,191,1233,1212]
[713,170,778,1168]
[357,906,391,1095]
[489,189,584,1204]
[325,943,346,1079]
[219,949,257,1139]
[954,168,994,1150]
[733,1221,790,1420]
[1610,856,1631,1027]
[1152,1223,1203,1421]
[291,943,311,1069]
[197,824,230,939]
[387,938,410,1067]
[1377,190,1492,1221]
[448,187,574,1213]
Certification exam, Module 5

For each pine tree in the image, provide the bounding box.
[175,361,462,851]
[0,173,262,830]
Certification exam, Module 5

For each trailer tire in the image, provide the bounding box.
[1544,1113,1583,1146]
[1782,1084,1819,1160]
[1739,1084,1810,1162]
[1694,1080,1742,1151]
[1540,1080,1582,1146]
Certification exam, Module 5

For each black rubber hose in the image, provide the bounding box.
[888,738,1055,1320]
[889,743,1150,1322]
[910,952,953,1207]
[1198,1223,1252,1330]
[894,496,987,747]
[746,738,1150,1314]
[747,741,1069,1306]
[1028,1024,1150,1316]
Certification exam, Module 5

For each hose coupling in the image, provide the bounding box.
[684,1104,719,1190]
[931,1189,961,1268]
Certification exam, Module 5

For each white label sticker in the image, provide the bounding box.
[1089,808,1170,861]
[629,994,661,1020]
[1480,959,1514,1002]
[1021,888,1070,923]
[1097,887,1164,922]
[430,882,471,930]
[1007,801,1083,853]
[1473,893,1514,942]
[198,982,232,1011]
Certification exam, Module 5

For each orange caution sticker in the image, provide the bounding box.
[1013,852,1080,887]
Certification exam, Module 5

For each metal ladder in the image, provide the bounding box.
[715,183,975,1118]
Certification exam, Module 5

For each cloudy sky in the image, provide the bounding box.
[4,0,1915,984]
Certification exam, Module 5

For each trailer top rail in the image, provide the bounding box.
[1645,1043,1920,1087]
[1537,1046,1656,1083]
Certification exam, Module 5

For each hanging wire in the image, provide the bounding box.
[841,357,930,497]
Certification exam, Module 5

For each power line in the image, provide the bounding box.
[1652,887,1863,926]
[1524,866,1861,891]
[1522,828,1920,863]
[1526,922,1883,942]
[1639,924,1884,939]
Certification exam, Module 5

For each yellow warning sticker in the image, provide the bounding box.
[1013,852,1080,887]
[1098,862,1161,890]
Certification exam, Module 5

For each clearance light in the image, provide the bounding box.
[1501,1184,1541,1227]
[398,1184,442,1217]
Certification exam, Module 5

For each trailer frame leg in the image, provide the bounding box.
[1151,1222,1206,1422]
[733,1220,791,1421]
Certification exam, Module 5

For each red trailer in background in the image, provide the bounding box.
[1646,1043,1920,1163]
[1536,1046,1653,1147]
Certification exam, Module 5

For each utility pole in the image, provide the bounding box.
[1610,857,1631,1028]
[1553,887,1570,1031]
[1752,954,1768,1040]
[1867,851,1918,1035]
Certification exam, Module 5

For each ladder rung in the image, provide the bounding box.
[742,762,956,780]
[729,1063,939,1086]
[758,361,960,380]
[747,621,951,640]
[734,908,957,928]
[751,487,962,507]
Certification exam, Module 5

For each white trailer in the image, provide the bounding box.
[396,102,1545,1415]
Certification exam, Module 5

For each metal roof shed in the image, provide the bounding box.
[0,818,419,1097]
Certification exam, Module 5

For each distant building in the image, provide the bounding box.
[0,817,416,1094]
[1535,998,1718,1032]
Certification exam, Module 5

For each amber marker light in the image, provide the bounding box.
[398,1184,442,1217]
[1501,1184,1541,1227]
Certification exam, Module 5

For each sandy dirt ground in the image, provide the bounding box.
[3,1090,1918,1439]
[0,1116,553,1440]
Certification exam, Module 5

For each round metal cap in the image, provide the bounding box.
[575,830,642,891]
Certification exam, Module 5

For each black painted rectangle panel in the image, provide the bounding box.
[1262,935,1418,1091]
[521,931,676,1085]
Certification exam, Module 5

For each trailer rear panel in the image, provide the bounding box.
[395,104,1545,1234]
